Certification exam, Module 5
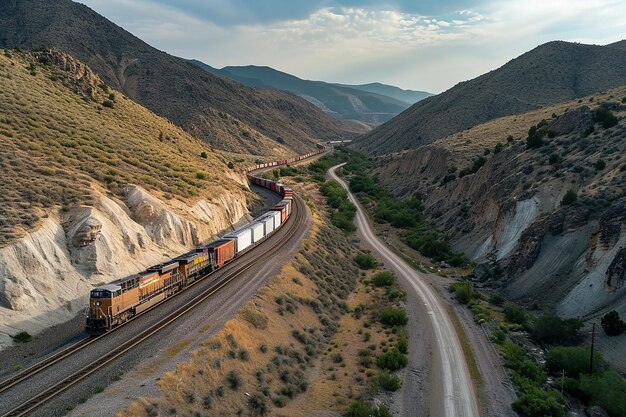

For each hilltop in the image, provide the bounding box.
[0,0,366,155]
[191,62,430,124]
[355,40,626,154]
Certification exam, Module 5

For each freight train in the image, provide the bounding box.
[85,145,326,334]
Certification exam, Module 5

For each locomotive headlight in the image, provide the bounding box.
[95,301,101,306]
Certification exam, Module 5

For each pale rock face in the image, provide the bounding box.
[0,185,248,348]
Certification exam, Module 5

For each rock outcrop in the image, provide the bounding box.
[0,186,248,348]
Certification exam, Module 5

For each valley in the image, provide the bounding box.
[0,1,625,417]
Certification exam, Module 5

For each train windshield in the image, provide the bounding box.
[90,290,112,298]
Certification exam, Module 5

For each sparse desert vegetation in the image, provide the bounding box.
[0,49,244,246]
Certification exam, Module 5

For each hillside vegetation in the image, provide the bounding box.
[356,40,626,155]
[0,0,366,155]
[0,49,244,246]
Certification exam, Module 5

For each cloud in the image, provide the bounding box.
[78,0,626,93]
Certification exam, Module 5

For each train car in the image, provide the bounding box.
[86,276,141,334]
[270,182,277,192]
[271,202,288,224]
[174,251,212,281]
[249,221,265,243]
[201,239,236,268]
[223,227,253,253]
[255,213,275,235]
[283,188,293,200]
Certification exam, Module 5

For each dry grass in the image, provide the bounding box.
[0,50,243,246]
[114,176,411,417]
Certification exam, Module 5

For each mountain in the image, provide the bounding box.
[0,0,366,155]
[355,40,626,155]
[373,86,626,369]
[336,82,432,105]
[191,62,427,124]
[0,49,252,340]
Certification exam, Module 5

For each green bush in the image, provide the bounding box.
[546,346,604,378]
[494,142,504,154]
[512,387,565,417]
[504,303,528,326]
[200,151,208,158]
[396,337,408,354]
[531,314,583,346]
[576,370,626,417]
[354,253,376,269]
[561,190,578,206]
[594,108,618,129]
[372,272,395,287]
[226,370,242,390]
[373,370,402,391]
[601,310,626,336]
[451,281,474,305]
[102,100,114,108]
[347,401,392,417]
[379,308,409,327]
[595,159,606,170]
[12,331,32,343]
[377,349,408,371]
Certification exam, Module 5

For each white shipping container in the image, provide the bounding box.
[223,227,252,253]
[270,210,282,229]
[280,199,291,217]
[255,214,275,235]
[249,222,265,243]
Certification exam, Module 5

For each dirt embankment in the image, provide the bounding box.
[0,185,249,349]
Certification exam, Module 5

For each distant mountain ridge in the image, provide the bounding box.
[0,0,365,155]
[191,61,431,124]
[355,40,626,154]
[336,82,432,105]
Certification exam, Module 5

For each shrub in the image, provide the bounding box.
[494,142,504,154]
[248,393,270,416]
[397,338,408,354]
[504,303,528,326]
[377,349,408,371]
[512,387,565,417]
[576,370,626,417]
[354,253,376,269]
[227,162,235,169]
[451,281,474,305]
[226,370,242,390]
[595,159,606,170]
[601,310,626,336]
[380,308,409,327]
[561,190,577,206]
[102,100,114,108]
[347,401,393,417]
[531,314,583,346]
[372,272,395,287]
[546,346,605,377]
[374,371,402,391]
[12,331,32,343]
[594,108,618,129]
[200,151,208,158]
[196,171,207,180]
[622,97,626,104]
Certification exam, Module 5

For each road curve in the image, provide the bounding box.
[329,163,480,417]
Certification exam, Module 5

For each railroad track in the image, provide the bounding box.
[0,194,308,417]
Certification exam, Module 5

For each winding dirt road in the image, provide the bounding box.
[329,163,480,417]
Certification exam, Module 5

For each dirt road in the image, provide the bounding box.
[329,163,480,417]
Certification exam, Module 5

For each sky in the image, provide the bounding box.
[78,0,626,93]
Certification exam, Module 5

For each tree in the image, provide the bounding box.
[546,346,604,377]
[561,190,577,206]
[512,388,565,417]
[601,310,626,336]
[531,314,583,346]
[595,159,606,170]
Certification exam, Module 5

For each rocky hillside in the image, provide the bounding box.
[193,62,428,124]
[337,82,432,105]
[0,50,251,347]
[374,86,626,325]
[0,0,367,155]
[355,40,626,155]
